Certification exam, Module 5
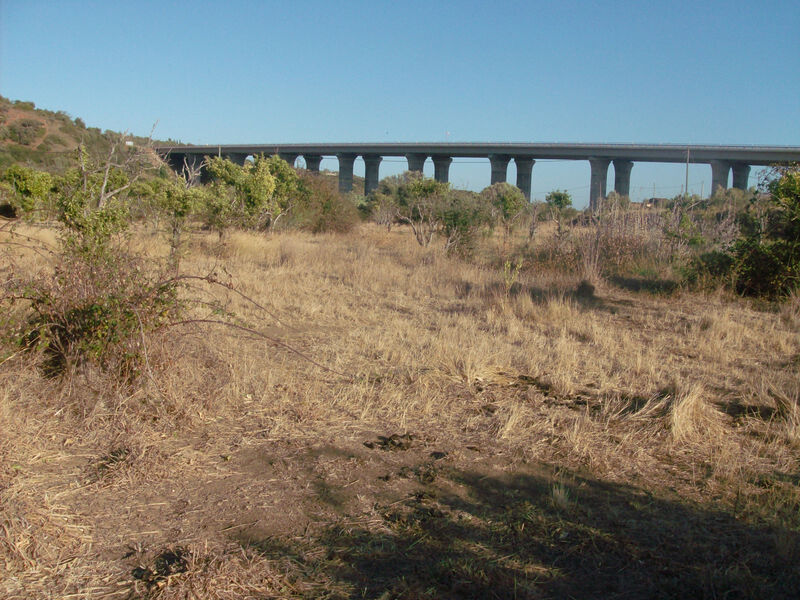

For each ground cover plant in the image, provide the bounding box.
[1,143,799,598]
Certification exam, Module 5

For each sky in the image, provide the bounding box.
[1,0,798,207]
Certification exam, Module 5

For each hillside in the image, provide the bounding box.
[0,96,178,172]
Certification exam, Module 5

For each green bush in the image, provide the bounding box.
[1,164,53,215]
[204,154,300,231]
[730,165,800,298]
[545,189,572,211]
[6,118,45,145]
[440,190,492,256]
[481,182,526,234]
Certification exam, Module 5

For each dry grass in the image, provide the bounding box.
[2,222,799,598]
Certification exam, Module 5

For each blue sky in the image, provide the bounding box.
[1,0,798,206]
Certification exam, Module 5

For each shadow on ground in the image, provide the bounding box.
[235,459,800,599]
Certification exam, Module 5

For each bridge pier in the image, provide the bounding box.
[612,160,633,198]
[432,155,452,183]
[489,154,511,185]
[710,160,731,195]
[407,153,427,173]
[167,152,210,185]
[224,152,248,166]
[337,153,356,193]
[589,158,610,210]
[513,157,535,200]
[732,163,751,191]
[279,153,298,168]
[304,154,323,173]
[363,154,382,194]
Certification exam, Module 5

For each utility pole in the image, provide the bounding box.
[685,147,690,203]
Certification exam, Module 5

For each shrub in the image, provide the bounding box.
[440,190,492,256]
[1,140,183,378]
[0,164,53,216]
[6,118,44,145]
[9,240,180,377]
[730,165,800,298]
[394,173,451,246]
[545,189,572,211]
[291,171,359,233]
[481,182,526,244]
[204,154,299,231]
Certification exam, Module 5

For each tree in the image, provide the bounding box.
[395,173,451,247]
[481,182,526,252]
[261,154,301,228]
[545,189,572,210]
[205,155,278,230]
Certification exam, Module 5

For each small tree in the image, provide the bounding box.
[731,164,800,298]
[395,174,451,247]
[205,155,278,230]
[440,190,492,256]
[262,154,301,228]
[545,189,572,211]
[368,191,398,231]
[481,182,526,253]
[545,189,573,238]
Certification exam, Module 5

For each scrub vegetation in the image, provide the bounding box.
[1,101,799,599]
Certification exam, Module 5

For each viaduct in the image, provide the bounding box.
[156,143,800,209]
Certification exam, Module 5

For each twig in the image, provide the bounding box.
[166,318,351,380]
[157,273,298,331]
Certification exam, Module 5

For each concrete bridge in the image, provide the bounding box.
[156,143,800,208]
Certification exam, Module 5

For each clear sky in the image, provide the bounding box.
[1,0,798,206]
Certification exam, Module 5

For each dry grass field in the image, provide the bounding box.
[2,222,799,598]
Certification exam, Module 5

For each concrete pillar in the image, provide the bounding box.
[612,160,633,198]
[732,163,751,191]
[432,155,452,183]
[278,153,298,168]
[337,153,356,193]
[303,154,323,173]
[224,152,248,166]
[513,157,535,200]
[165,152,210,185]
[710,160,731,195]
[588,158,611,211]
[165,152,187,173]
[363,154,382,194]
[407,153,427,173]
[489,154,511,185]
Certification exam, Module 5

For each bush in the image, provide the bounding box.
[204,154,300,232]
[545,189,572,211]
[481,182,526,236]
[9,240,180,377]
[730,165,800,298]
[1,164,53,215]
[440,190,492,257]
[1,141,185,378]
[291,171,359,233]
[6,118,45,145]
